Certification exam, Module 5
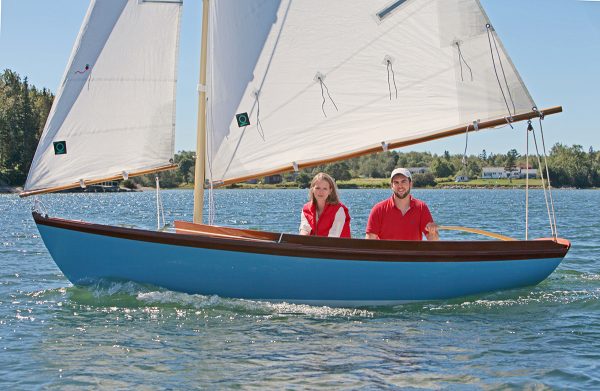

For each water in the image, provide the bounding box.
[1,189,599,389]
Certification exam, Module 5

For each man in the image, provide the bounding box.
[365,168,439,241]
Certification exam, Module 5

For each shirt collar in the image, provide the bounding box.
[389,194,415,210]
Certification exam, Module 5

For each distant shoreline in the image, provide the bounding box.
[0,186,22,194]
[2,184,595,194]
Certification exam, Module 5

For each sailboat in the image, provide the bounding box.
[22,0,570,306]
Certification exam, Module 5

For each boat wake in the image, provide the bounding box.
[25,279,376,318]
[24,270,599,317]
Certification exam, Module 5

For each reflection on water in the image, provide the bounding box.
[1,189,599,389]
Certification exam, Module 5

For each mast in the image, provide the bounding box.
[193,0,210,224]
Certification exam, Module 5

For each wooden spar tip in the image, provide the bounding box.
[439,226,515,241]
[19,163,179,198]
[213,106,562,187]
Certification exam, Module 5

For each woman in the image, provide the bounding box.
[299,172,351,238]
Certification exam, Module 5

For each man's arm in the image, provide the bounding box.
[365,232,379,240]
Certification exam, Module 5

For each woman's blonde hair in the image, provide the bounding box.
[308,172,340,205]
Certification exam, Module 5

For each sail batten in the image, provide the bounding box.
[206,0,538,185]
[23,0,182,195]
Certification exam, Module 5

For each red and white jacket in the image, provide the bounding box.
[299,202,351,238]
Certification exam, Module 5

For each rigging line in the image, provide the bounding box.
[455,42,473,82]
[322,79,338,112]
[530,123,557,238]
[208,180,215,226]
[318,77,338,117]
[386,60,398,100]
[387,62,392,100]
[390,62,398,99]
[254,92,266,141]
[155,175,166,230]
[319,78,328,117]
[486,24,514,119]
[462,124,469,166]
[160,192,166,229]
[490,29,516,116]
[537,115,559,237]
[525,121,529,240]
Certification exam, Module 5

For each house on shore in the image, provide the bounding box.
[481,167,537,179]
[263,175,283,184]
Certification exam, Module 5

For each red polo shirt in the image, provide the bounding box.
[366,195,433,240]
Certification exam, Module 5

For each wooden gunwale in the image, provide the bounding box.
[34,213,569,262]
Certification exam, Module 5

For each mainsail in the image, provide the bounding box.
[23,0,182,195]
[206,0,537,185]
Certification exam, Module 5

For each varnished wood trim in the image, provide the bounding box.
[34,213,570,262]
[20,164,179,198]
[217,106,562,186]
[439,225,515,241]
[174,220,280,241]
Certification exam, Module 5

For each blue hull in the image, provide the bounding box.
[34,214,570,306]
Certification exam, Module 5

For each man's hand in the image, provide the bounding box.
[425,222,439,241]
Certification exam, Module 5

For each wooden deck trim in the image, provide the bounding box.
[34,213,570,262]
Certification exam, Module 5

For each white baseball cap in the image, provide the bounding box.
[390,167,412,181]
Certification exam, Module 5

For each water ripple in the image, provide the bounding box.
[1,190,599,389]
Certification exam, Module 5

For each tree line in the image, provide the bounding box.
[2,69,599,189]
[0,70,54,186]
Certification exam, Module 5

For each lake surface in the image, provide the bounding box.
[1,189,599,389]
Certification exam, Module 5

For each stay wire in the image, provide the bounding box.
[462,124,470,167]
[490,28,516,115]
[486,24,514,120]
[530,121,557,239]
[537,115,559,237]
[208,180,215,226]
[155,175,166,230]
[525,121,529,240]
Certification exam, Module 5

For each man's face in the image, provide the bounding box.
[391,174,411,199]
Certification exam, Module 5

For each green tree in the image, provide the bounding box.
[479,149,487,161]
[431,157,455,178]
[0,69,53,185]
[175,150,195,183]
[504,149,519,171]
[326,161,351,181]
[412,172,436,187]
[547,144,592,187]
[296,172,311,188]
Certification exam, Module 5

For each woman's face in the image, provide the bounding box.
[312,179,332,203]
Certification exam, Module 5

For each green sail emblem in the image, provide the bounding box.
[236,112,250,127]
[53,141,67,155]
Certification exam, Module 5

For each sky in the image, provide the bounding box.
[0,0,599,156]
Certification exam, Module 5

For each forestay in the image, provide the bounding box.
[206,0,536,185]
[24,0,182,194]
